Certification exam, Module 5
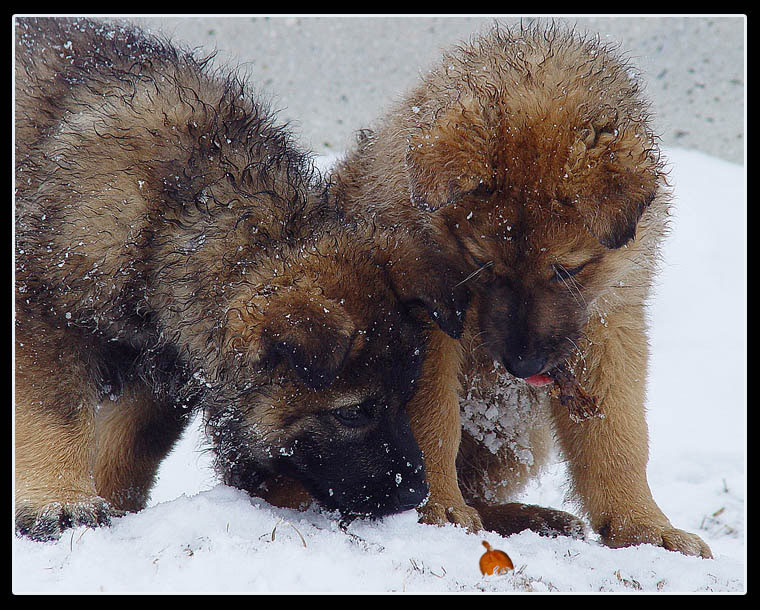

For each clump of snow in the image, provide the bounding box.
[12,149,745,593]
[460,359,548,460]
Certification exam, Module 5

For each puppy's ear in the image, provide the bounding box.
[405,102,495,211]
[226,287,356,389]
[576,170,657,249]
[563,121,661,249]
[386,246,471,339]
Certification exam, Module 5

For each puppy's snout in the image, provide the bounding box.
[392,478,429,511]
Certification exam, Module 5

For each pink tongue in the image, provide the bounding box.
[525,374,553,387]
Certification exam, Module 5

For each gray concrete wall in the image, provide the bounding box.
[125,16,745,165]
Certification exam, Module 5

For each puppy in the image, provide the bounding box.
[331,23,712,557]
[14,17,466,540]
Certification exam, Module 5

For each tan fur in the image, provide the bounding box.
[405,327,481,527]
[331,23,711,557]
[93,383,179,513]
[15,322,110,525]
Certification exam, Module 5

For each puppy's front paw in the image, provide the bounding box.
[418,500,483,532]
[600,520,713,559]
[661,527,713,559]
[16,497,121,541]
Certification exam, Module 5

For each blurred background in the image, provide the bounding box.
[123,15,745,165]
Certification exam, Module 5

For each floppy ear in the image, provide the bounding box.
[226,286,356,389]
[405,102,495,211]
[563,121,661,249]
[575,169,657,249]
[386,245,471,339]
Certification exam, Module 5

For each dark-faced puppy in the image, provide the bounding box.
[331,23,711,557]
[204,233,435,520]
[14,17,464,540]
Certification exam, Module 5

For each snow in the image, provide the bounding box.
[12,148,746,593]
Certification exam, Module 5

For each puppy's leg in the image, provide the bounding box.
[458,427,585,539]
[551,305,712,558]
[94,382,191,513]
[474,502,587,539]
[410,329,482,531]
[14,322,115,540]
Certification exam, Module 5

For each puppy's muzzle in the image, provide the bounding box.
[501,353,548,379]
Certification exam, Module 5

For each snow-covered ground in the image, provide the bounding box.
[12,148,746,593]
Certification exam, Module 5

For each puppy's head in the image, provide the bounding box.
[207,234,433,519]
[401,25,666,379]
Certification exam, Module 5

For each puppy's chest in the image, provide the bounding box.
[458,355,550,456]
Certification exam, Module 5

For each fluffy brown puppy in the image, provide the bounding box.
[14,18,468,540]
[331,23,712,557]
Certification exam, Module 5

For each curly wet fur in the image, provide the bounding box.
[331,22,711,557]
[14,17,462,539]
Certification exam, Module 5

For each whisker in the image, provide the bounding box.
[556,270,586,308]
[467,329,488,352]
[564,336,587,369]
[455,260,494,288]
[471,340,491,355]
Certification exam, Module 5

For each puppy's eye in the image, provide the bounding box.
[332,404,372,428]
[552,261,588,281]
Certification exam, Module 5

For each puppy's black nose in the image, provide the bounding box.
[393,481,428,512]
[503,354,547,379]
